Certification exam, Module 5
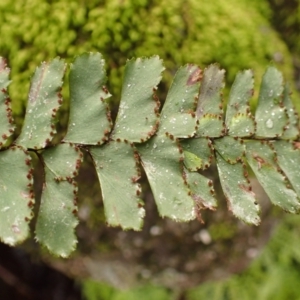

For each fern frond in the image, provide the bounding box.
[0,52,300,257]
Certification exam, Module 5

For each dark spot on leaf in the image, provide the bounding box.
[102,86,109,94]
[104,129,110,136]
[293,142,300,150]
[12,224,20,234]
[239,184,256,197]
[28,201,34,208]
[131,176,141,183]
[253,153,266,170]
[187,67,202,85]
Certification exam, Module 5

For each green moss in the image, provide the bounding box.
[268,0,300,54]
[209,222,237,241]
[0,0,294,118]
[82,280,171,300]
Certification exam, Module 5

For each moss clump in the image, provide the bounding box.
[0,0,294,117]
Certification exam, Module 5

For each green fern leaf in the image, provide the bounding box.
[214,136,245,164]
[213,137,260,224]
[281,84,299,139]
[35,143,82,257]
[183,168,217,211]
[35,178,78,257]
[159,65,200,138]
[16,58,66,149]
[112,57,164,143]
[39,142,83,179]
[196,64,225,137]
[255,66,288,138]
[181,138,214,171]
[90,141,144,230]
[225,70,255,137]
[216,152,260,225]
[64,53,113,145]
[273,141,300,195]
[245,140,300,213]
[182,150,203,171]
[0,147,33,245]
[137,136,195,221]
[0,58,15,146]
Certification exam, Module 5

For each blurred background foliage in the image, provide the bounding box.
[187,214,300,300]
[81,215,300,300]
[0,0,300,299]
[268,0,300,91]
